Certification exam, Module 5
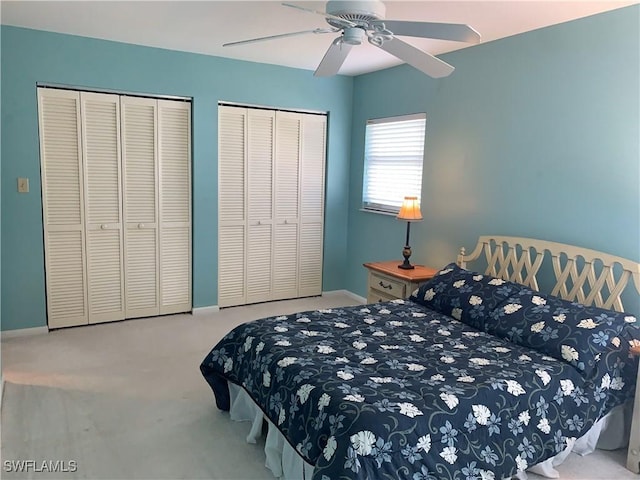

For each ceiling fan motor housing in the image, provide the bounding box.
[325,0,386,29]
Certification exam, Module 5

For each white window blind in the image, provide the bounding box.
[362,113,426,214]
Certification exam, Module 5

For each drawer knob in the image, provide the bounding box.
[378,281,393,290]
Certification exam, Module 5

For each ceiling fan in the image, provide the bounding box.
[223,1,481,78]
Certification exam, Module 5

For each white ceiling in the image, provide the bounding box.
[1,1,636,76]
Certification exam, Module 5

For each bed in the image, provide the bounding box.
[201,236,640,479]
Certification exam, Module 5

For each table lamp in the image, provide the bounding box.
[397,196,423,269]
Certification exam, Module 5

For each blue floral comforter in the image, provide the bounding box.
[200,300,637,480]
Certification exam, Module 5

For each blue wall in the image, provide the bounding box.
[2,5,639,331]
[1,26,353,330]
[346,6,640,315]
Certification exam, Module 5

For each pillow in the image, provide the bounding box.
[409,263,526,331]
[485,290,638,378]
[594,321,640,411]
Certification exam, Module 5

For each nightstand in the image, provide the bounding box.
[363,261,438,304]
[627,345,640,473]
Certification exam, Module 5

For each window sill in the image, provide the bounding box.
[360,208,398,217]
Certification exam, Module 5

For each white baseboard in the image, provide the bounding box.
[192,305,220,315]
[1,326,49,340]
[322,289,367,304]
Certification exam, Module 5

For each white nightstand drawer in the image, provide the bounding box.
[369,272,406,298]
[367,290,397,304]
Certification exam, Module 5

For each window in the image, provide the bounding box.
[362,113,426,214]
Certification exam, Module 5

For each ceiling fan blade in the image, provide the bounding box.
[377,37,454,78]
[372,20,481,44]
[282,2,357,28]
[223,28,335,47]
[314,37,353,77]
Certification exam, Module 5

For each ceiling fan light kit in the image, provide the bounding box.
[342,27,366,45]
[224,1,481,78]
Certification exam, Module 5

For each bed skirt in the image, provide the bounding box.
[227,383,630,480]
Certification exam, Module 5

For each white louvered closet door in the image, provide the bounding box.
[121,96,160,319]
[80,92,126,324]
[158,100,192,314]
[298,114,326,297]
[38,88,89,328]
[246,109,275,304]
[273,111,301,301]
[218,105,326,307]
[218,106,247,307]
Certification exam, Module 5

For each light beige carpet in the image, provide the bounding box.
[1,293,635,479]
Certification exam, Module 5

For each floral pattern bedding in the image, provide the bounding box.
[411,263,639,379]
[200,299,638,480]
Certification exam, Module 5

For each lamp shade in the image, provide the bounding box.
[397,196,423,221]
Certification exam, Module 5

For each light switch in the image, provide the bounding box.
[18,177,29,193]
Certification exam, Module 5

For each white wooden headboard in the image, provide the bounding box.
[457,236,640,313]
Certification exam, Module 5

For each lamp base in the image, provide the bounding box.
[398,245,414,269]
[398,261,415,270]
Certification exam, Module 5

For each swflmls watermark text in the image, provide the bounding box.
[3,460,78,473]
